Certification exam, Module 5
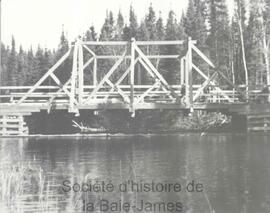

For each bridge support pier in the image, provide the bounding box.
[0,113,29,136]
[247,114,270,132]
[231,113,270,133]
[231,113,247,133]
[231,104,270,132]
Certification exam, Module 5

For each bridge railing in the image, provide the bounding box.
[1,85,269,105]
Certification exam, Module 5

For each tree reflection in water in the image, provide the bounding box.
[0,134,270,213]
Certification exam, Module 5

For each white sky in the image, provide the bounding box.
[1,0,234,50]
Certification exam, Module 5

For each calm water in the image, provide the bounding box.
[0,133,270,213]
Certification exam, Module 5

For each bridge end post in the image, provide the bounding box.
[78,39,84,104]
[130,38,136,116]
[180,57,185,85]
[185,37,193,112]
[70,41,78,113]
[93,57,97,86]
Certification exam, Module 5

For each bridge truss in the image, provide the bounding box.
[0,38,265,116]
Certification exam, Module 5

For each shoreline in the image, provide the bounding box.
[0,131,269,139]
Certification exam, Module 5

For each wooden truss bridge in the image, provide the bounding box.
[0,38,270,135]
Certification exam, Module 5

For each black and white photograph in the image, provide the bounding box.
[0,0,270,212]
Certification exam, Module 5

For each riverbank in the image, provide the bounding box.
[70,110,231,134]
[22,110,232,135]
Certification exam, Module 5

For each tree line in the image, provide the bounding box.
[1,0,270,89]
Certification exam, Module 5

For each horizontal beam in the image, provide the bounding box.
[81,40,188,46]
[1,87,263,94]
[5,90,264,98]
[1,89,266,99]
[0,86,61,90]
[82,41,128,45]
[135,41,186,45]
[94,55,180,59]
[0,101,262,112]
[0,84,261,90]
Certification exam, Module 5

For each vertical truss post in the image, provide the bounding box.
[93,57,97,86]
[78,40,84,104]
[185,37,193,110]
[130,38,135,115]
[70,41,78,112]
[180,57,185,85]
[185,43,190,106]
[137,63,141,85]
[188,37,193,111]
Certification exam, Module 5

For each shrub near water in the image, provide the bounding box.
[0,163,58,212]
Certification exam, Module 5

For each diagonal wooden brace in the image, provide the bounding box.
[83,57,94,70]
[84,51,126,103]
[138,58,174,100]
[136,49,180,100]
[17,49,71,104]
[105,79,130,103]
[103,58,140,101]
[193,72,218,101]
[83,45,96,57]
[135,81,160,104]
[215,69,247,100]
[192,64,232,102]
[47,79,71,113]
[50,73,78,105]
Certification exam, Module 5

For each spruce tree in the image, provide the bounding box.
[156,12,165,40]
[129,5,138,39]
[208,0,231,80]
[0,44,9,86]
[55,29,70,83]
[123,5,138,40]
[115,10,124,41]
[231,14,243,84]
[137,21,149,41]
[17,45,28,85]
[185,0,208,82]
[144,4,159,63]
[84,26,97,41]
[136,21,150,84]
[231,0,248,85]
[113,10,126,81]
[163,11,181,83]
[57,28,69,57]
[25,47,36,85]
[263,0,270,87]
[99,11,117,82]
[178,14,187,40]
[246,0,265,86]
[35,45,44,80]
[145,3,157,41]
[184,0,196,37]
[7,36,17,85]
[100,11,115,41]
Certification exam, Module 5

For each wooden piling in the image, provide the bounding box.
[0,114,29,136]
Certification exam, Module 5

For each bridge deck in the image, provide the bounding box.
[0,101,254,114]
[0,85,269,115]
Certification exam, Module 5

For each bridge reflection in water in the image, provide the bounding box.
[0,134,270,213]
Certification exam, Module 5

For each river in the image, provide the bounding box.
[0,133,270,213]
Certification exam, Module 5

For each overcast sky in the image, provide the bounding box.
[1,0,234,50]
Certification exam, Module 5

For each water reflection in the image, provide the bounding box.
[0,134,270,213]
